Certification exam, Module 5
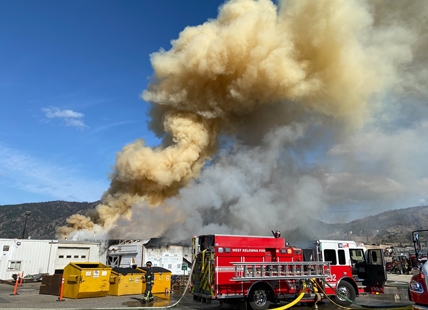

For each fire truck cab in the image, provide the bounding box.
[291,240,387,305]
[191,234,386,310]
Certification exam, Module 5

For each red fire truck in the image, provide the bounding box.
[191,233,386,310]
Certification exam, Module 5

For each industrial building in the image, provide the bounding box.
[0,237,191,281]
[0,238,106,281]
[106,239,192,275]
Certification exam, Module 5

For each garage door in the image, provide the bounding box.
[55,247,90,270]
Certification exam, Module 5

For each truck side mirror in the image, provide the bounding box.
[413,233,421,258]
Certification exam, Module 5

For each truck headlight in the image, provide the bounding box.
[410,280,424,293]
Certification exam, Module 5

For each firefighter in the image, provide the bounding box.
[404,259,410,274]
[143,261,155,302]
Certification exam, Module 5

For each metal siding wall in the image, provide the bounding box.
[47,242,57,275]
[0,240,54,280]
[0,240,105,280]
[0,240,16,280]
[19,240,53,275]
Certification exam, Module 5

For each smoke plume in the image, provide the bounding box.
[57,0,428,241]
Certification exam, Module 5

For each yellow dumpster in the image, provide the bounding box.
[138,266,172,294]
[108,267,145,296]
[63,262,112,299]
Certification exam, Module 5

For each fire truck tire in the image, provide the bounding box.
[334,281,356,306]
[248,288,271,310]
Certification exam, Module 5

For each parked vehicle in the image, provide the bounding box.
[408,230,428,310]
[191,232,386,310]
[387,254,411,274]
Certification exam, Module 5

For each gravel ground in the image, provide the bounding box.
[0,274,414,310]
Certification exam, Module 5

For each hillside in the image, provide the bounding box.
[334,205,428,245]
[0,201,427,245]
[0,201,99,239]
[284,206,428,246]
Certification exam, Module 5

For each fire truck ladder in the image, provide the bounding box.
[230,261,331,281]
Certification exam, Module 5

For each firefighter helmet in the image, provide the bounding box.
[146,261,152,267]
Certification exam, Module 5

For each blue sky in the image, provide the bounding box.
[0,0,224,204]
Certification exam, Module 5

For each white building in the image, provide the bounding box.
[106,239,192,275]
[0,237,192,280]
[0,239,106,280]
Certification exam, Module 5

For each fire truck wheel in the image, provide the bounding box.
[248,288,271,310]
[334,281,356,306]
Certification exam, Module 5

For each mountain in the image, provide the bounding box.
[0,201,99,239]
[334,205,428,245]
[285,205,428,246]
[1,201,427,246]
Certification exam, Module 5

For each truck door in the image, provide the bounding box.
[350,248,365,279]
[365,249,386,287]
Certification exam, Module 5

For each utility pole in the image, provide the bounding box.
[21,211,31,239]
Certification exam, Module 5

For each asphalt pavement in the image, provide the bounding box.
[0,281,206,310]
[386,273,413,283]
[0,274,415,310]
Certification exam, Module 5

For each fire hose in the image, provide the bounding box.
[130,259,197,310]
[126,258,307,310]
[91,259,197,310]
[270,280,307,310]
[94,266,411,310]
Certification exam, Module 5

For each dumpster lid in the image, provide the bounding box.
[112,267,143,275]
[139,266,171,273]
[69,262,108,268]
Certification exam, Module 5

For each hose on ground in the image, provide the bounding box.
[270,280,307,310]
[94,259,197,310]
[106,261,411,310]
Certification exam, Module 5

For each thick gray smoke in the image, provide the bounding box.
[59,0,428,241]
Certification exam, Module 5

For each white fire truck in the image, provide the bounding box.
[191,233,386,310]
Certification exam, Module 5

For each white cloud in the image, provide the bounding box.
[0,143,106,203]
[64,118,86,128]
[42,106,88,128]
[43,107,83,118]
